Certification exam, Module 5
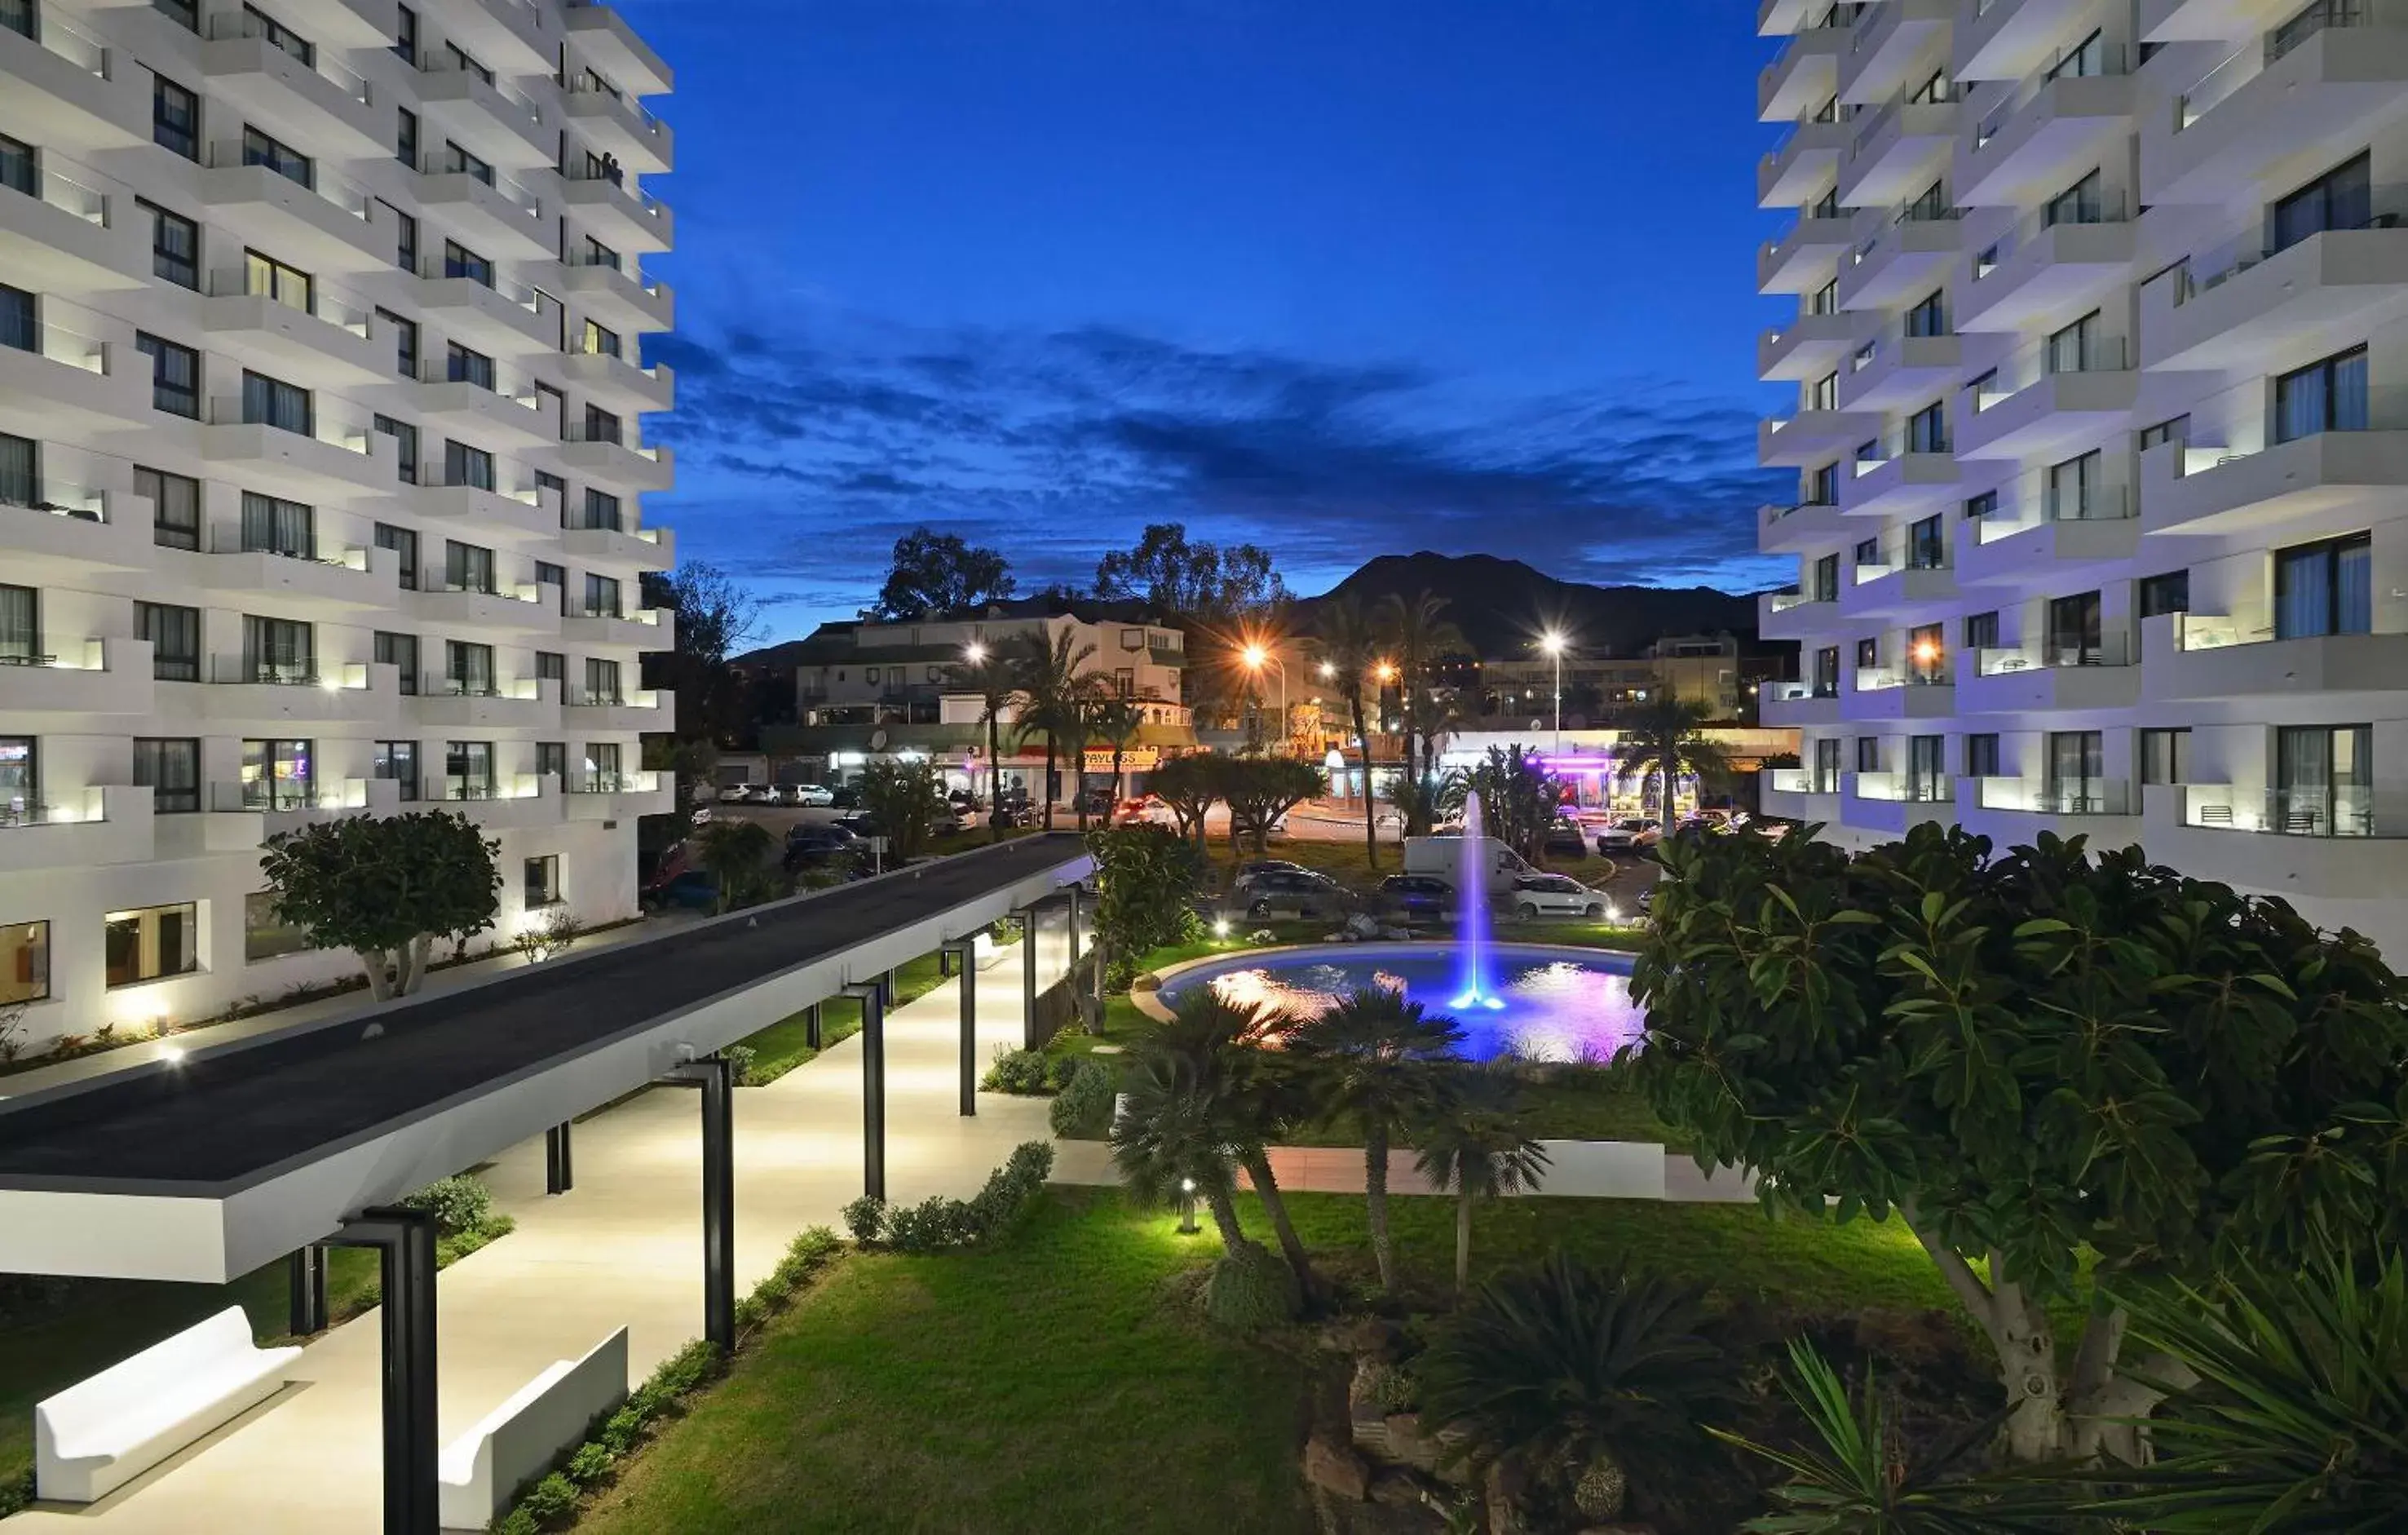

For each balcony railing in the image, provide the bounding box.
[1971,632,2133,674]
[204,140,374,221]
[1853,771,1951,804]
[1769,588,1836,613]
[209,780,342,814]
[1972,334,2132,410]
[1,481,107,520]
[205,267,375,340]
[1856,664,1951,691]
[418,47,545,122]
[1977,777,2132,815]
[564,244,665,295]
[204,10,371,104]
[8,4,107,73]
[2181,2,2370,126]
[2,160,108,226]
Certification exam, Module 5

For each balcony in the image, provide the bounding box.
[1760,497,1847,554]
[0,786,152,874]
[2141,430,2408,537]
[0,159,147,290]
[1837,330,1958,412]
[1759,587,1840,636]
[1957,636,2139,714]
[557,168,673,254]
[1758,310,1858,380]
[423,0,553,73]
[2143,226,2408,375]
[198,155,387,272]
[191,534,396,612]
[1956,72,2136,207]
[2145,783,2408,900]
[1757,213,1858,293]
[559,518,675,567]
[411,361,554,447]
[441,775,567,832]
[1962,0,2103,79]
[1957,491,2140,584]
[1759,409,1883,467]
[414,158,550,259]
[1758,118,1848,209]
[1757,681,1840,728]
[1849,668,1955,719]
[560,77,672,175]
[415,475,557,540]
[1837,211,1964,310]
[1839,0,1951,104]
[413,53,551,169]
[201,16,384,158]
[0,7,145,151]
[563,2,673,95]
[1964,776,2139,843]
[2146,22,2408,206]
[0,639,152,716]
[0,318,145,431]
[1761,765,1840,824]
[553,427,674,491]
[1837,100,1959,210]
[409,675,560,729]
[1841,771,1955,835]
[413,580,562,635]
[2144,612,2408,700]
[201,400,398,500]
[555,252,674,333]
[257,0,399,51]
[562,687,671,733]
[414,264,558,356]
[199,271,387,386]
[188,660,400,728]
[1843,446,1971,519]
[1758,20,1846,122]
[3,487,147,579]
[560,606,674,649]
[1838,554,1954,620]
[558,344,674,414]
[1957,215,2134,333]
[563,769,674,821]
[189,776,400,854]
[1955,352,2139,461]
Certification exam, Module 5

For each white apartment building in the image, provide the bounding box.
[0,0,678,1050]
[1754,0,2408,953]
[794,611,1190,723]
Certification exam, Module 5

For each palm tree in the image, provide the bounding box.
[691,817,775,913]
[1110,1048,1246,1250]
[1092,693,1144,807]
[1143,993,1323,1300]
[964,635,1019,843]
[1005,626,1095,830]
[1418,1254,1731,1526]
[1284,988,1464,1294]
[1613,691,1728,826]
[1376,591,1466,832]
[1412,1068,1549,1300]
[1314,593,1385,869]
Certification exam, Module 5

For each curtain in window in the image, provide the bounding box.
[447,642,493,694]
[243,615,312,683]
[0,283,33,352]
[241,492,314,558]
[2046,592,2103,665]
[2046,732,2102,807]
[137,603,198,680]
[2332,348,2368,431]
[585,657,621,702]
[0,135,33,197]
[243,372,312,434]
[0,586,35,662]
[134,739,200,812]
[0,431,33,507]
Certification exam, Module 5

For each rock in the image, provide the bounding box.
[1383,1413,1441,1473]
[1350,1356,1414,1415]
[1306,1435,1372,1501]
[1483,1464,1528,1535]
[1326,1316,1403,1356]
[1367,1470,1427,1510]
[1381,927,1412,940]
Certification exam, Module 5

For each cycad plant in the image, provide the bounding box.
[1412,1065,1549,1299]
[1108,1047,1244,1250]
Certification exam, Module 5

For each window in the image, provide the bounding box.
[239,738,312,808]
[0,735,32,825]
[152,75,199,159]
[445,42,491,83]
[373,740,420,800]
[0,133,28,197]
[240,491,315,559]
[1907,514,1943,569]
[2044,28,2105,80]
[393,207,418,272]
[446,342,495,389]
[536,741,567,781]
[1854,636,1878,670]
[2273,1,2366,64]
[2045,449,2101,520]
[2047,591,2105,666]
[2140,728,2191,786]
[1811,553,1839,602]
[2273,153,2370,254]
[373,415,419,484]
[444,440,495,490]
[1855,736,1880,773]
[0,430,29,509]
[241,615,314,683]
[1853,536,1880,565]
[137,332,200,416]
[444,639,495,695]
[243,369,312,435]
[2043,169,2103,228]
[0,584,35,666]
[1907,736,1946,801]
[244,890,309,962]
[584,657,621,703]
[582,405,622,445]
[524,856,561,908]
[378,308,418,377]
[2045,731,2105,812]
[373,523,419,590]
[444,740,497,799]
[1964,732,2001,778]
[396,105,418,168]
[2274,533,2372,639]
[580,489,621,531]
[1907,399,1947,453]
[581,235,620,271]
[1809,187,1839,219]
[135,600,199,680]
[1963,489,1998,521]
[1810,737,1841,793]
[444,240,493,285]
[136,466,200,550]
[534,560,566,604]
[153,0,198,28]
[1964,609,1999,650]
[243,4,314,64]
[1901,179,1950,222]
[584,573,622,618]
[242,126,311,188]
[133,738,200,813]
[2137,569,2190,618]
[2276,347,2369,442]
[579,319,621,358]
[442,140,493,186]
[536,650,564,684]
[581,742,622,789]
[536,470,566,499]
[1807,276,1837,316]
[1809,462,1838,506]
[2136,415,2189,453]
[2274,723,2371,835]
[1907,67,1951,104]
[104,903,197,988]
[374,630,419,693]
[444,539,497,594]
[393,3,416,60]
[1808,371,1838,411]
[2045,310,2101,374]
[864,666,881,683]
[1905,290,1946,338]
[143,200,199,288]
[1907,622,1946,683]
[1810,646,1839,697]
[0,920,47,1005]
[1964,368,1998,408]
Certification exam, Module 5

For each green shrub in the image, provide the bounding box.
[565,1441,614,1486]
[597,1404,645,1456]
[885,1195,976,1253]
[719,1042,758,1086]
[1043,1053,1085,1091]
[1204,1239,1302,1332]
[400,1173,491,1236]
[841,1193,886,1243]
[519,1472,579,1523]
[981,1046,1050,1094]
[493,1510,541,1535]
[1049,1058,1116,1138]
[0,1471,31,1518]
[651,1338,721,1399]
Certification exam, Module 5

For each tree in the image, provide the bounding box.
[1412,1067,1550,1299]
[858,757,943,863]
[1006,626,1096,831]
[1613,692,1727,824]
[963,637,1020,843]
[1084,824,1202,988]
[1449,745,1561,865]
[1091,694,1144,805]
[1376,590,1465,831]
[1314,593,1386,869]
[1092,521,1288,623]
[1111,1046,1248,1252]
[1146,751,1222,856]
[643,561,767,747]
[260,811,502,999]
[1631,824,2408,1462]
[860,527,1016,622]
[1221,755,1325,855]
[691,817,779,912]
[1417,1254,1731,1526]
[1285,988,1464,1294]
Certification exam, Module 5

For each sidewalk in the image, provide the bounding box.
[1050,1138,1757,1203]
[7,944,1045,1534]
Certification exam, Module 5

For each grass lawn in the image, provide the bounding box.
[735,952,956,1083]
[1272,1072,1685,1152]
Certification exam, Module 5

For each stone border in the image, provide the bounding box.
[1131,940,1636,1025]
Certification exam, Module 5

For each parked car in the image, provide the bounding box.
[1233,859,1314,891]
[740,784,779,805]
[1238,869,1349,922]
[1542,821,1591,860]
[642,869,718,910]
[1501,873,1607,921]
[785,821,859,851]
[828,785,862,809]
[1595,817,1662,853]
[791,783,836,807]
[1379,874,1455,920]
[715,784,753,803]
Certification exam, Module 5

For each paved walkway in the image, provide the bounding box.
[7,944,1049,1534]
[1051,1139,1757,1203]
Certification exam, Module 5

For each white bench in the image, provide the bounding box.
[439,1327,630,1532]
[36,1305,302,1502]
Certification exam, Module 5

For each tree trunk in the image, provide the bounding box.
[1243,1152,1321,1303]
[1111,745,1125,806]
[988,715,1005,844]
[1205,1186,1246,1255]
[1455,1186,1474,1301]
[1042,738,1057,829]
[1364,1121,1395,1294]
[1353,697,1379,871]
[360,949,395,1002]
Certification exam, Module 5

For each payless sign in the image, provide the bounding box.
[1081,747,1159,773]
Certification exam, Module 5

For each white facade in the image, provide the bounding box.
[0,0,677,1048]
[798,613,1187,721]
[1755,0,2408,953]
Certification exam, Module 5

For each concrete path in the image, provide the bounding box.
[1050,1138,1759,1203]
[7,944,1048,1535]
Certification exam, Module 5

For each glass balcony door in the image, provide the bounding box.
[2275,723,2370,835]
[2044,730,2103,812]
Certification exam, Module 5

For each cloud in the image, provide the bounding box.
[644,313,1789,622]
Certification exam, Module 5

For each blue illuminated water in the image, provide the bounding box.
[1451,793,1503,1011]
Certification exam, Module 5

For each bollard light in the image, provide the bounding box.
[1177,1177,1199,1234]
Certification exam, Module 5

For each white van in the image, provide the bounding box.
[1402,834,1540,896]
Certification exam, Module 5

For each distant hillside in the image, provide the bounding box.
[1297,552,1761,659]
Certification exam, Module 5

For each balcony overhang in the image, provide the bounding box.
[1956,219,2134,332]
[2143,431,2408,537]
[2143,27,2408,206]
[2147,228,2408,376]
[1956,74,2136,207]
[1956,369,2138,459]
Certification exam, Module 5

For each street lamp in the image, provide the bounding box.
[1539,630,1566,757]
[1241,643,1288,745]
[1177,1176,1200,1234]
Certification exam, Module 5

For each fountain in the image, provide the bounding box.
[1451,791,1504,1011]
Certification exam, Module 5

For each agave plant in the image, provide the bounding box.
[1418,1252,1730,1524]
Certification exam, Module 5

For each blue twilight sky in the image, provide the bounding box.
[618,0,1790,641]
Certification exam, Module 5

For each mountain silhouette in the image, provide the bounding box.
[1295,551,1761,658]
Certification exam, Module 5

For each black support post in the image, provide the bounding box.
[881,967,897,1007]
[669,1055,737,1352]
[939,947,956,978]
[334,1206,439,1535]
[288,1243,328,1337]
[1065,884,1082,972]
[845,981,887,1201]
[803,1002,822,1051]
[945,938,978,1117]
[1019,903,1041,1050]
[545,1121,574,1195]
